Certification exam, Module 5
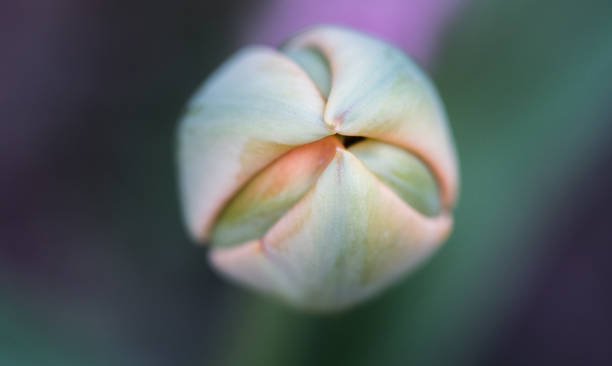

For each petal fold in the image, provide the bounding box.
[349,139,440,216]
[283,47,332,99]
[178,46,330,240]
[282,25,458,208]
[211,149,451,310]
[211,136,341,248]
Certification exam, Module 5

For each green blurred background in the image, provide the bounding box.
[2,0,612,365]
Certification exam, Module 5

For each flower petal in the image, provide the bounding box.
[209,240,298,299]
[211,136,341,248]
[178,46,331,241]
[210,149,451,310]
[349,139,440,216]
[282,25,458,208]
[283,47,332,99]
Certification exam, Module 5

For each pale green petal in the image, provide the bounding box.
[210,149,452,311]
[349,139,440,217]
[177,46,331,241]
[283,25,458,208]
[211,136,341,248]
[283,47,331,99]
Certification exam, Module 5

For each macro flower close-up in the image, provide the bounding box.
[3,1,612,365]
[178,26,458,310]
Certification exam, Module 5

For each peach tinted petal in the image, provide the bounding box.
[177,46,331,241]
[211,136,341,248]
[211,149,451,310]
[209,240,299,301]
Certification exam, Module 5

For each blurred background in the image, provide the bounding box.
[2,0,612,365]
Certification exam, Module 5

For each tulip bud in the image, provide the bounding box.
[177,25,458,311]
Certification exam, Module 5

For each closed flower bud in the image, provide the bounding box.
[177,25,458,311]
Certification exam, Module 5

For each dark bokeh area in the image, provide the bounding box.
[484,140,612,365]
[2,1,249,364]
[1,0,612,365]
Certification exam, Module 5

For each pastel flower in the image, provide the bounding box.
[177,25,458,311]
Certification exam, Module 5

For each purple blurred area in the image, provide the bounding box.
[1,0,612,365]
[239,0,463,66]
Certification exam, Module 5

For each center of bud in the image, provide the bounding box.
[338,135,365,147]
